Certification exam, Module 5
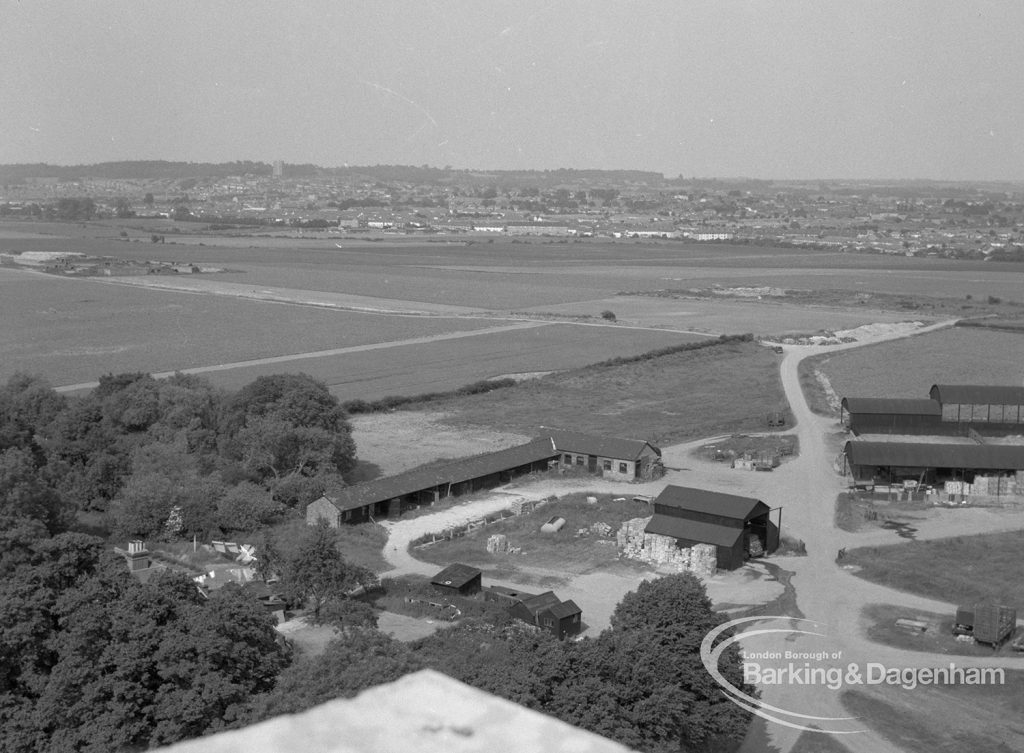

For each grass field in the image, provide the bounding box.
[0,267,502,386]
[845,531,1024,607]
[154,322,702,400]
[265,517,391,574]
[522,295,923,336]
[413,492,654,576]
[800,327,1024,414]
[842,672,1024,753]
[413,338,787,443]
[861,603,1019,657]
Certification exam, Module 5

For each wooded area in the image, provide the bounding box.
[0,370,752,751]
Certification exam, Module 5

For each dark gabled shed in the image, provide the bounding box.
[509,591,583,640]
[840,397,942,436]
[430,563,483,597]
[645,485,779,570]
[929,385,1024,427]
[844,441,1024,484]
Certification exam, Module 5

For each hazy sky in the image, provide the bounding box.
[3,1,1023,180]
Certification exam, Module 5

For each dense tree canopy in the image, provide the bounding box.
[0,533,289,752]
[0,370,356,538]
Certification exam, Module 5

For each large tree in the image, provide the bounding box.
[222,374,356,477]
[241,629,419,724]
[0,447,72,534]
[277,522,373,622]
[0,544,289,753]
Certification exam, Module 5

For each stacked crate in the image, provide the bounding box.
[486,534,510,554]
[616,517,717,576]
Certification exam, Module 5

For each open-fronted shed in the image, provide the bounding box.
[306,437,559,525]
[840,397,942,435]
[929,384,1024,428]
[844,441,1024,487]
[644,485,779,570]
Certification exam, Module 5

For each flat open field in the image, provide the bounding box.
[0,267,503,387]
[106,321,699,400]
[845,531,1024,607]
[7,223,1024,405]
[842,674,1024,753]
[409,338,787,443]
[351,413,532,477]
[523,295,924,336]
[803,327,1024,407]
[11,228,1024,311]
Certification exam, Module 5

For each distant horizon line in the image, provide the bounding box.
[0,159,1022,185]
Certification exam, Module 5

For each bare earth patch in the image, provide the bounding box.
[350,412,533,476]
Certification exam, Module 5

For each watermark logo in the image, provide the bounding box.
[700,615,1006,735]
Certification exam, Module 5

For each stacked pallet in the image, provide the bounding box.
[486,534,510,553]
[944,480,974,496]
[616,517,717,576]
[590,522,613,537]
[510,498,535,516]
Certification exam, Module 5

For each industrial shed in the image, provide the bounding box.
[929,385,1024,429]
[546,429,663,481]
[430,563,483,597]
[840,398,942,435]
[306,437,558,525]
[844,441,1024,490]
[644,485,780,570]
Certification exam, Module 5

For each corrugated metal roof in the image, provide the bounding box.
[652,485,768,521]
[930,385,1024,405]
[845,441,1024,470]
[431,563,482,589]
[645,513,743,548]
[320,437,558,512]
[841,398,941,416]
[545,429,661,461]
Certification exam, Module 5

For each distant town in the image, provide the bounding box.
[1,161,1023,262]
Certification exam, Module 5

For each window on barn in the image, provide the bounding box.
[619,462,628,474]
[563,454,571,464]
[602,460,612,471]
[576,456,584,466]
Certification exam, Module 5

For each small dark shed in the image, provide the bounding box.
[430,563,483,597]
[509,591,583,640]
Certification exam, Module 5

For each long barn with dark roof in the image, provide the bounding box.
[842,384,1024,437]
[929,384,1024,429]
[840,398,942,435]
[306,430,663,525]
[844,441,1024,488]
